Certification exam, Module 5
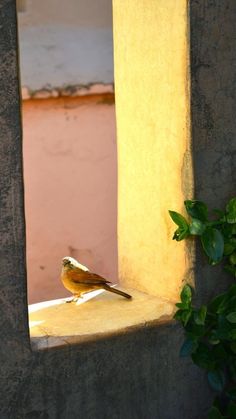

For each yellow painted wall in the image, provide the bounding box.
[113,0,193,300]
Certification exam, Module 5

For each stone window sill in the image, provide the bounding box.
[29,288,175,351]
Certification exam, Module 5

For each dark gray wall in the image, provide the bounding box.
[0,1,235,418]
[191,0,236,303]
[0,0,31,412]
[15,324,212,419]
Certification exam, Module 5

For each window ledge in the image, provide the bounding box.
[29,289,175,351]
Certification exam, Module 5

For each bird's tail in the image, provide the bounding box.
[103,285,132,299]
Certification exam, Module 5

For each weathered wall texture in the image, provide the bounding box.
[113,0,193,301]
[0,1,235,419]
[14,324,212,419]
[0,0,31,411]
[23,96,117,304]
[17,0,113,93]
[190,1,236,303]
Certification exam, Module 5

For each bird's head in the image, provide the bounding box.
[62,256,89,272]
[62,256,78,269]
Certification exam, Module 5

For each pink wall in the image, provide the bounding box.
[23,95,117,303]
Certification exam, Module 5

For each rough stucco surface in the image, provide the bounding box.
[190,1,236,303]
[113,0,192,302]
[14,323,212,419]
[19,26,114,90]
[0,1,235,418]
[18,0,114,91]
[0,0,31,413]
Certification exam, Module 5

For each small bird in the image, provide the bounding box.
[61,256,132,302]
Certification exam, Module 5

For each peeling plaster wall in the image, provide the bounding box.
[17,0,114,92]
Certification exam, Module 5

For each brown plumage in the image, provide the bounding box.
[61,256,132,301]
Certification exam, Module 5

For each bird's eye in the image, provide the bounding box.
[63,260,70,266]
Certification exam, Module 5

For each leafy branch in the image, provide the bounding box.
[169,198,236,274]
[169,198,236,418]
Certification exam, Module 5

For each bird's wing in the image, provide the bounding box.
[68,270,111,285]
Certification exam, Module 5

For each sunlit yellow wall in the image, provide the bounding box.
[113,0,193,300]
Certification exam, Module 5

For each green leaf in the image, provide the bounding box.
[232,224,236,234]
[212,345,228,364]
[173,228,189,241]
[189,218,206,235]
[182,310,192,326]
[208,293,227,314]
[228,296,236,312]
[207,370,226,392]
[226,312,236,323]
[174,309,192,326]
[176,302,189,309]
[169,211,188,228]
[226,198,236,224]
[224,242,236,256]
[227,401,236,418]
[228,328,236,340]
[216,299,229,315]
[185,323,205,339]
[194,305,207,325]
[227,214,236,224]
[180,284,192,305]
[222,223,236,239]
[224,264,236,277]
[229,252,236,265]
[208,330,220,345]
[228,284,236,298]
[208,406,224,419]
[180,338,198,357]
[192,343,215,370]
[169,211,189,241]
[201,227,224,263]
[226,198,236,213]
[174,311,182,324]
[215,315,236,339]
[184,200,208,221]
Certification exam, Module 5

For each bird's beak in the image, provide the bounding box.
[62,258,70,267]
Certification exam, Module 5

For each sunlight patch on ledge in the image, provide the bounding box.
[29,288,175,351]
[28,288,105,314]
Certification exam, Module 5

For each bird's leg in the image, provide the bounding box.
[65,295,79,303]
[65,297,74,303]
